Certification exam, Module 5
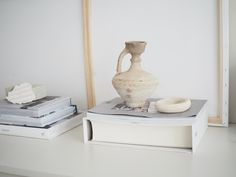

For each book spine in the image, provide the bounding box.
[0,106,76,127]
[0,97,72,117]
[32,97,72,117]
[0,108,36,117]
[0,113,85,139]
[0,124,47,139]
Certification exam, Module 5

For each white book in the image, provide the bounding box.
[0,113,85,139]
[83,98,208,153]
[0,96,71,117]
[84,113,194,149]
[0,106,76,127]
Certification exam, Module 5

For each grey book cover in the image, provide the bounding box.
[88,98,207,118]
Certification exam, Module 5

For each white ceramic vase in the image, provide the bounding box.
[112,41,158,107]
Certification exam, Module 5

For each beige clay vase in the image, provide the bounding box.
[112,41,158,107]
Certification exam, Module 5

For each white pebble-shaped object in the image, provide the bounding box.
[156,97,191,113]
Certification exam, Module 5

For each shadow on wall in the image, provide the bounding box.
[0,173,24,177]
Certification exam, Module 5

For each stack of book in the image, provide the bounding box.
[0,96,84,139]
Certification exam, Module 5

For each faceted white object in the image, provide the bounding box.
[6,83,47,104]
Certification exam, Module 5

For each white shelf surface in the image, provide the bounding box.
[0,125,236,177]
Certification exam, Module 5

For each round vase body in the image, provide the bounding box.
[112,41,158,107]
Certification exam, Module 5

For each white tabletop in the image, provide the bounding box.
[0,125,236,177]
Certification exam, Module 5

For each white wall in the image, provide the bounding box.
[0,0,87,109]
[229,0,236,123]
[91,0,219,117]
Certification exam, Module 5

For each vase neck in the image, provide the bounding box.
[129,54,142,71]
[130,54,141,62]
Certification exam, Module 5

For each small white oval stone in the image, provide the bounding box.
[156,97,191,113]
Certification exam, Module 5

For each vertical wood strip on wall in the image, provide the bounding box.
[83,0,96,109]
[208,0,229,127]
[208,0,224,126]
[220,0,229,126]
[219,0,224,124]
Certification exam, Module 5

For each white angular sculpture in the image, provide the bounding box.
[6,83,47,104]
[156,97,191,113]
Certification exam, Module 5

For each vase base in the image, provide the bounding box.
[125,101,146,108]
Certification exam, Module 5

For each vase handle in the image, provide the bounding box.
[116,48,129,73]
